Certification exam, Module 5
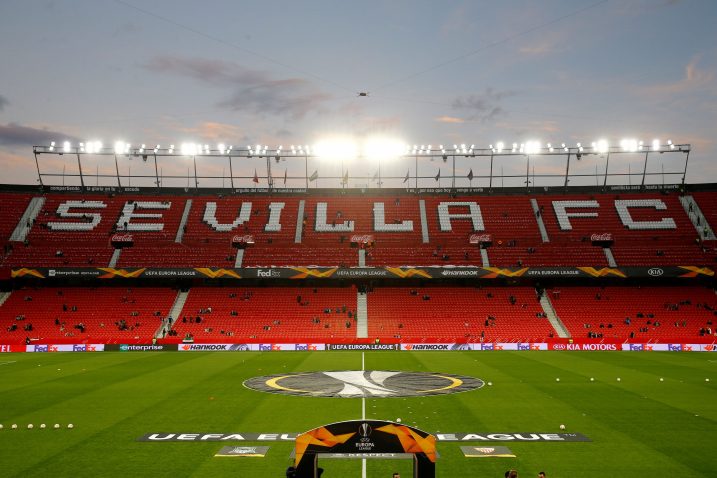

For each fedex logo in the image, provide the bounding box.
[481,344,495,351]
[294,344,317,351]
[668,344,682,352]
[518,344,530,351]
[72,345,97,352]
[258,344,272,351]
[629,344,644,351]
[33,345,48,352]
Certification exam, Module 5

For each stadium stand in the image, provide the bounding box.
[168,286,358,342]
[548,286,717,342]
[0,286,176,344]
[0,190,714,268]
[366,286,554,343]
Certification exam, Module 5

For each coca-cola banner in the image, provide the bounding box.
[231,235,255,247]
[350,235,374,244]
[110,234,134,247]
[590,233,614,244]
[469,233,493,244]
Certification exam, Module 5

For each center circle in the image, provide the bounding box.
[243,370,484,398]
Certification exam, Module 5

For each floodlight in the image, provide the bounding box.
[181,143,199,156]
[620,138,638,152]
[496,142,504,153]
[114,141,126,155]
[218,143,226,154]
[525,141,541,155]
[79,142,85,152]
[63,141,71,153]
[594,139,609,154]
[652,139,660,151]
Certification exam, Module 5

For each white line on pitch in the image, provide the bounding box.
[0,361,17,366]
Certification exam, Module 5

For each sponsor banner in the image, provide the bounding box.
[231,235,255,247]
[25,344,104,352]
[296,452,416,460]
[590,233,614,243]
[327,344,400,351]
[350,235,374,244]
[549,343,619,351]
[437,433,591,442]
[177,343,327,352]
[110,234,134,247]
[0,345,24,353]
[138,431,590,442]
[10,266,715,281]
[460,446,516,458]
[215,446,269,457]
[105,344,177,352]
[402,344,472,351]
[469,233,493,245]
[179,344,253,352]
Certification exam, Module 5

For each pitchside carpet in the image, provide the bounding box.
[0,351,714,477]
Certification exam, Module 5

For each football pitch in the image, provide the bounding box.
[0,351,715,477]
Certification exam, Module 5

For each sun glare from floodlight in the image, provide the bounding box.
[620,138,638,152]
[114,141,126,155]
[313,138,358,161]
[594,139,609,154]
[364,137,405,161]
[652,139,660,150]
[525,141,541,155]
[63,141,71,153]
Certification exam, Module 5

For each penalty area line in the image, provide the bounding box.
[0,361,17,366]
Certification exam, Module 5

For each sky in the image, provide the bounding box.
[0,0,715,189]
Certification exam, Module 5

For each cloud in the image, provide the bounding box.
[143,56,332,119]
[435,116,465,124]
[0,123,80,147]
[641,56,716,96]
[0,95,8,111]
[450,88,517,123]
[176,121,247,142]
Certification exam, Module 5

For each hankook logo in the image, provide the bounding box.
[243,370,484,398]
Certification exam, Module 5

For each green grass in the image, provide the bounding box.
[0,351,715,477]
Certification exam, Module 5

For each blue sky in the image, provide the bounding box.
[0,0,715,188]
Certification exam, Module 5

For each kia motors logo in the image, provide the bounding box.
[244,370,483,398]
[648,268,664,276]
[553,344,566,350]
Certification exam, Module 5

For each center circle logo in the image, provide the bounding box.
[243,370,484,398]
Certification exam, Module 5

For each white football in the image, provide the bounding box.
[396,418,402,423]
[590,377,594,382]
[706,378,710,382]
[67,424,74,429]
[617,377,621,382]
[660,378,664,382]
[559,424,565,430]
[0,424,3,429]
[11,424,17,429]
[487,381,493,386]
[27,424,33,429]
[556,378,560,382]
[54,424,60,429]
[40,424,46,429]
